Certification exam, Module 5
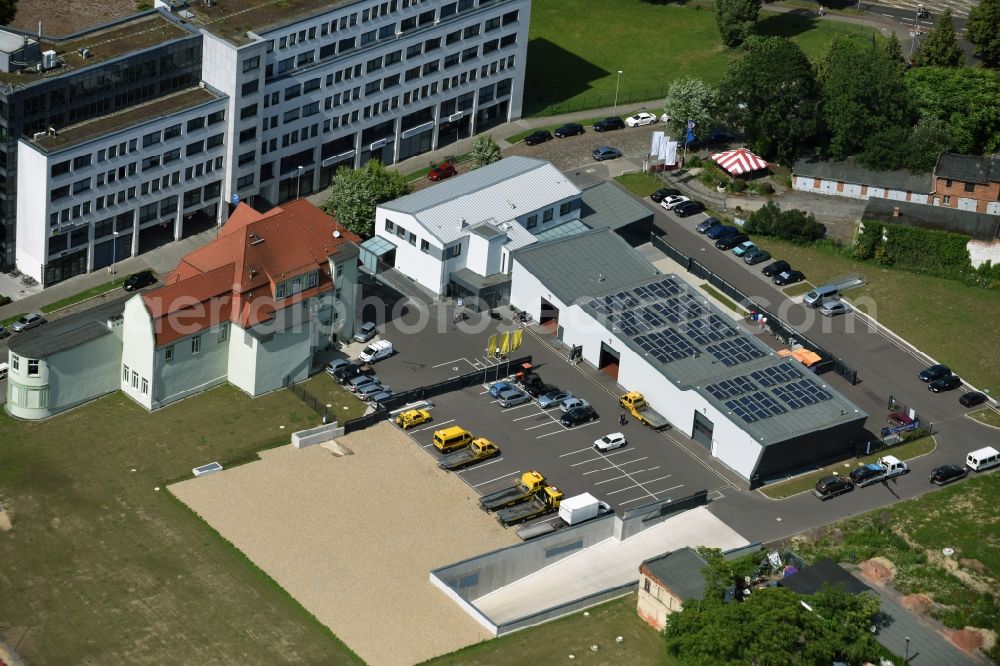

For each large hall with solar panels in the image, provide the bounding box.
[510,230,867,487]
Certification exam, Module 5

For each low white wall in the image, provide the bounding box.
[291,422,343,448]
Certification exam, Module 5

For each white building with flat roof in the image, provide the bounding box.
[16,86,229,285]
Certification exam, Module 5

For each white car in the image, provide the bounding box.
[594,432,627,452]
[660,112,671,123]
[660,195,690,210]
[625,112,657,127]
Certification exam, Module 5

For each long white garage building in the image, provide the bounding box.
[510,229,868,487]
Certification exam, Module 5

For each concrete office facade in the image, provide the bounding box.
[197,0,531,208]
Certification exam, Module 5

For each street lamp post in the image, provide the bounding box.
[111,230,119,286]
[296,165,305,199]
[909,8,920,60]
[613,70,623,116]
[904,636,910,663]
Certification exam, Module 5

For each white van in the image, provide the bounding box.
[0,361,7,380]
[966,446,1000,472]
[803,283,840,308]
[359,339,393,364]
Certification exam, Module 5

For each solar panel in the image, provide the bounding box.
[772,378,834,410]
[705,374,759,400]
[706,338,767,367]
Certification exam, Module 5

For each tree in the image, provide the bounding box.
[902,117,954,172]
[718,36,821,163]
[663,584,882,666]
[883,32,905,67]
[323,159,410,237]
[916,9,966,67]
[715,0,762,48]
[904,67,1000,153]
[967,0,1000,67]
[0,0,17,26]
[744,202,827,243]
[662,77,717,141]
[818,36,912,161]
[857,125,909,170]
[471,134,502,167]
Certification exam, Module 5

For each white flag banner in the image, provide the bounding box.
[650,131,664,157]
[663,140,678,165]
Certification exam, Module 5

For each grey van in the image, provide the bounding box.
[803,283,840,308]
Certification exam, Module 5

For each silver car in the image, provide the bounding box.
[498,388,530,408]
[560,397,590,413]
[347,373,379,392]
[538,391,572,409]
[819,299,851,317]
[353,321,377,343]
[357,383,388,399]
[11,312,45,333]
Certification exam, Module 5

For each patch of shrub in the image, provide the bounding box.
[685,155,703,168]
[743,201,826,244]
[732,178,746,192]
[0,294,9,307]
[856,220,978,281]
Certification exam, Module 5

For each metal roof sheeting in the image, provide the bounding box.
[380,157,580,244]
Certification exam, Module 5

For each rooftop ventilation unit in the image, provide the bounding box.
[41,50,57,70]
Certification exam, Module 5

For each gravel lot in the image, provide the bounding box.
[170,422,518,666]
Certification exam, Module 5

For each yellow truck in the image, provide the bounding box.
[619,392,670,430]
[438,438,500,471]
[394,408,432,429]
[496,486,564,526]
[479,471,546,511]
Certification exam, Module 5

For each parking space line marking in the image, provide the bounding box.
[524,422,558,431]
[559,446,592,458]
[570,456,604,467]
[457,458,504,472]
[594,466,660,486]
[502,403,535,412]
[619,495,657,505]
[432,357,469,369]
[642,476,678,487]
[611,456,649,467]
[606,484,645,495]
[412,419,452,433]
[512,411,546,421]
[536,420,601,438]
[594,473,633,485]
[472,470,522,488]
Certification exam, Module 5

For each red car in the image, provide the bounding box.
[428,162,457,181]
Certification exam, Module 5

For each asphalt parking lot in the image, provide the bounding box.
[361,309,728,518]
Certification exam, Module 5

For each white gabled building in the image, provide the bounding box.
[370,156,581,303]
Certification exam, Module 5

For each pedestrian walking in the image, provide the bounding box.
[619,412,627,426]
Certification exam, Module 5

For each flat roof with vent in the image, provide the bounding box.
[29,86,223,153]
[183,0,357,45]
[0,13,195,87]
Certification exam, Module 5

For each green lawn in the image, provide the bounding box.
[781,281,814,297]
[524,0,879,116]
[752,238,1000,391]
[701,283,745,313]
[760,434,936,499]
[968,406,1000,428]
[792,471,1000,663]
[614,172,663,198]
[0,382,368,664]
[40,279,122,314]
[423,593,673,666]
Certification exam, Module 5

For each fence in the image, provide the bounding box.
[285,377,329,418]
[342,354,533,434]
[650,234,860,385]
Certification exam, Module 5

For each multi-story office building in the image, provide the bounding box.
[2,0,530,284]
[16,86,228,284]
[0,12,204,275]
[190,0,530,206]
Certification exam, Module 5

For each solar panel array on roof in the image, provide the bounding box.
[706,357,835,421]
[750,362,802,387]
[706,337,766,367]
[773,379,834,410]
[725,391,788,424]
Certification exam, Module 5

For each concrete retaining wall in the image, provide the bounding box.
[291,422,343,448]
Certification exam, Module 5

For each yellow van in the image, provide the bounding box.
[433,426,474,453]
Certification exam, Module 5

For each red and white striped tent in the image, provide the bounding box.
[711,148,768,176]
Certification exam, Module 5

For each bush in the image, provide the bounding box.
[686,155,703,168]
[855,220,984,284]
[744,202,826,244]
[0,294,9,307]
[756,181,774,195]
[732,178,746,192]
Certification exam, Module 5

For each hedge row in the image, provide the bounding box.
[743,202,826,244]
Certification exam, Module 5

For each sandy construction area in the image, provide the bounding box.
[170,422,517,666]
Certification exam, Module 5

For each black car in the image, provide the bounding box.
[849,464,886,487]
[706,224,739,240]
[553,122,584,138]
[772,270,805,286]
[715,233,749,250]
[651,188,681,203]
[524,130,553,146]
[929,375,962,392]
[333,363,371,384]
[561,405,599,427]
[813,475,852,500]
[929,464,968,486]
[526,382,558,399]
[918,364,951,382]
[761,260,790,277]
[674,201,706,217]
[959,391,988,408]
[696,217,722,234]
[593,117,626,132]
[123,270,156,292]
